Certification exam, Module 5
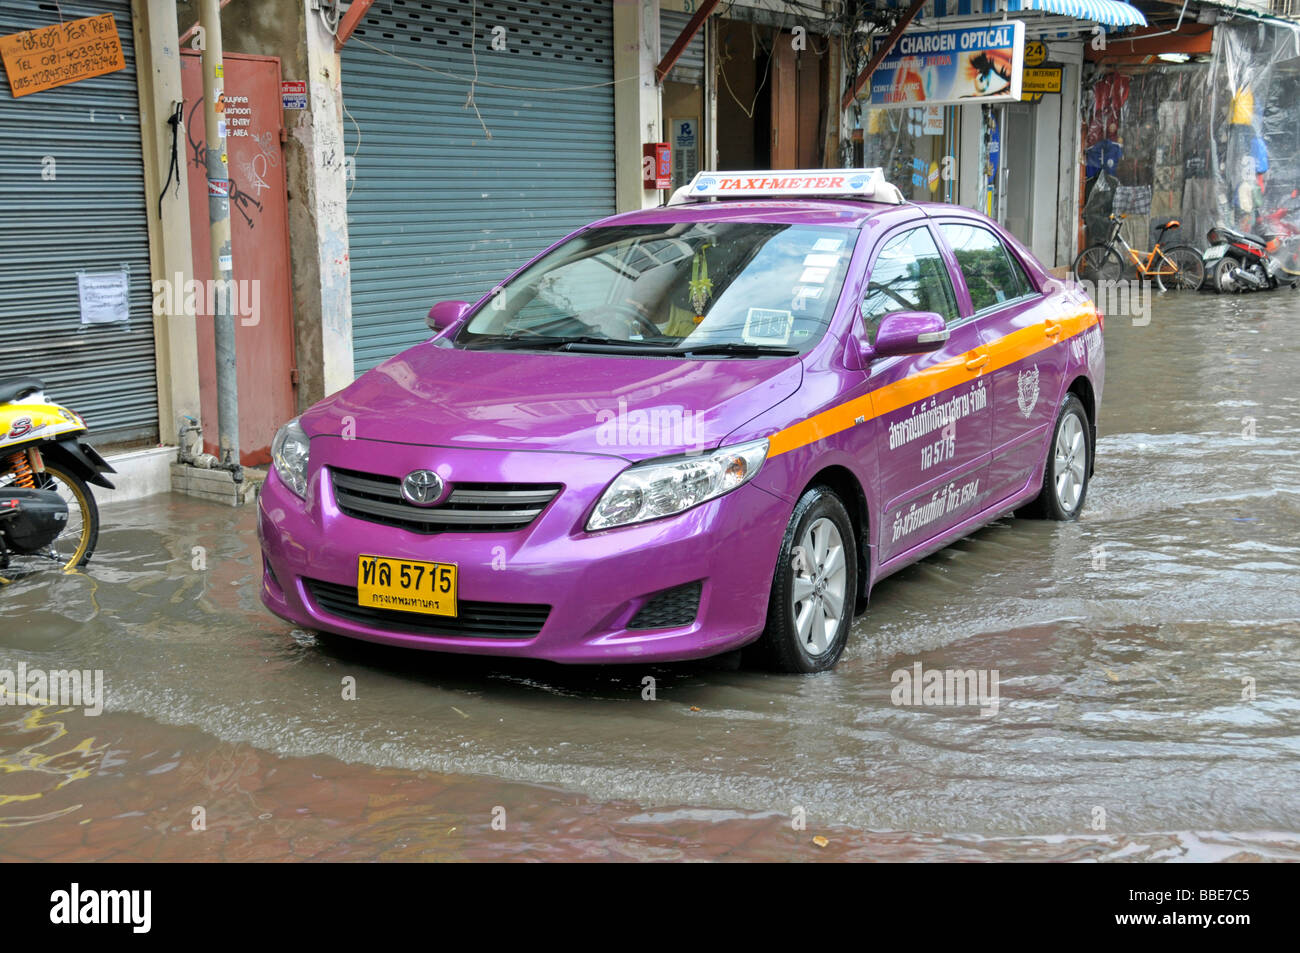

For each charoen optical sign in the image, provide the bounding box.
[868,20,1025,108]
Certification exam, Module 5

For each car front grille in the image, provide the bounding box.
[304,578,550,639]
[330,467,561,534]
[628,581,703,630]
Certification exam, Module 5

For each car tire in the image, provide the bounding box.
[1020,393,1092,521]
[751,486,857,673]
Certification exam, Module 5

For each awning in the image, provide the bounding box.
[883,0,1148,29]
[1008,0,1147,27]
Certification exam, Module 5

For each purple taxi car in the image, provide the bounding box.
[259,169,1104,672]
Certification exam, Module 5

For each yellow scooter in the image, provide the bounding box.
[0,377,116,575]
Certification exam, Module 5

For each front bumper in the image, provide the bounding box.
[257,437,791,663]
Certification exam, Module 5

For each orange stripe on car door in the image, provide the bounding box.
[767,309,1097,458]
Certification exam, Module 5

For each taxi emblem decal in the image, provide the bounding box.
[1017,365,1040,418]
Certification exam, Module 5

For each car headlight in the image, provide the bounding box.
[271,417,310,498]
[586,439,769,531]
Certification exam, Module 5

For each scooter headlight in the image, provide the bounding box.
[271,417,310,499]
[586,439,769,532]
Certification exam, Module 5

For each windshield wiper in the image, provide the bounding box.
[466,334,664,352]
[464,335,797,358]
[669,342,800,358]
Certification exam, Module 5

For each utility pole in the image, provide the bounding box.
[199,0,241,478]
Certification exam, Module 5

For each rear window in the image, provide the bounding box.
[861,226,959,343]
[939,223,1034,312]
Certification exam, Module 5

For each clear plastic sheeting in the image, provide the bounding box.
[1080,19,1300,272]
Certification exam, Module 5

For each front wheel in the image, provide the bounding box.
[1019,394,1092,521]
[1163,244,1206,290]
[1072,244,1123,283]
[751,487,858,673]
[0,460,99,575]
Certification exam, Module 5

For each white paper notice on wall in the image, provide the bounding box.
[78,270,130,325]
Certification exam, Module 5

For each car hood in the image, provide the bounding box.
[301,341,803,460]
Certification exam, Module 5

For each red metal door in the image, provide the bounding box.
[181,51,295,466]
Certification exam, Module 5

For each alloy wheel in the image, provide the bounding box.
[790,517,847,657]
[1054,412,1087,513]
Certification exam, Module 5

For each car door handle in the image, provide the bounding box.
[1044,320,1062,337]
[965,354,989,371]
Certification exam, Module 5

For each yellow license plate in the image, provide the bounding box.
[357,555,457,617]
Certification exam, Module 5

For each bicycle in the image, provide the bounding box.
[1072,213,1205,290]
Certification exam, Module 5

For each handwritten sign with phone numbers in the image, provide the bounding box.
[0,14,124,98]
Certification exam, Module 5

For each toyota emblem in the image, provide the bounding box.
[400,469,444,506]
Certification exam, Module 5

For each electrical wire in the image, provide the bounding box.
[350,34,642,92]
[342,96,361,199]
[318,0,341,37]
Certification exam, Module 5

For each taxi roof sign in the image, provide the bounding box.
[668,168,904,206]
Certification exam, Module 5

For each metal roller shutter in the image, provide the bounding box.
[342,0,616,374]
[0,0,157,443]
[660,9,705,85]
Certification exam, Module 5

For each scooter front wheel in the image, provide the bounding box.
[1,462,100,576]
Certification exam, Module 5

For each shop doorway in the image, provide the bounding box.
[181,52,296,466]
[716,20,827,171]
[1001,103,1036,244]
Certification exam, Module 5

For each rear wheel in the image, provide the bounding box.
[1163,244,1205,290]
[1072,244,1123,283]
[1019,394,1092,522]
[751,487,857,673]
[1211,256,1241,293]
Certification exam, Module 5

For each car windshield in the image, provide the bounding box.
[454,222,856,356]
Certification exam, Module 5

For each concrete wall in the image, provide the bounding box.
[1056,60,1082,267]
[958,103,984,212]
[1031,93,1061,265]
[132,0,202,448]
[614,0,663,211]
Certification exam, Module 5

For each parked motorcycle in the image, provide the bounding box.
[0,377,116,577]
[1202,224,1299,293]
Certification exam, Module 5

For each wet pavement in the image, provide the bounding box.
[3,288,1300,861]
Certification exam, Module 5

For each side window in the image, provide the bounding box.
[860,227,959,343]
[938,223,1035,313]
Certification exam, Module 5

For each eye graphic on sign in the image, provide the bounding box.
[967,50,1013,96]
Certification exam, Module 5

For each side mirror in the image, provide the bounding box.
[859,310,949,362]
[426,300,472,335]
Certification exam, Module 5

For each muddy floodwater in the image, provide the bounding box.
[3,290,1300,861]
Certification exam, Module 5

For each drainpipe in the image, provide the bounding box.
[199,0,242,481]
[1121,0,1191,47]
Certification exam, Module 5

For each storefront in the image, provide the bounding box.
[0,0,159,444]
[850,0,1148,268]
[1080,8,1300,269]
[339,0,618,374]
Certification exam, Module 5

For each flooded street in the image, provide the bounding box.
[3,289,1300,861]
